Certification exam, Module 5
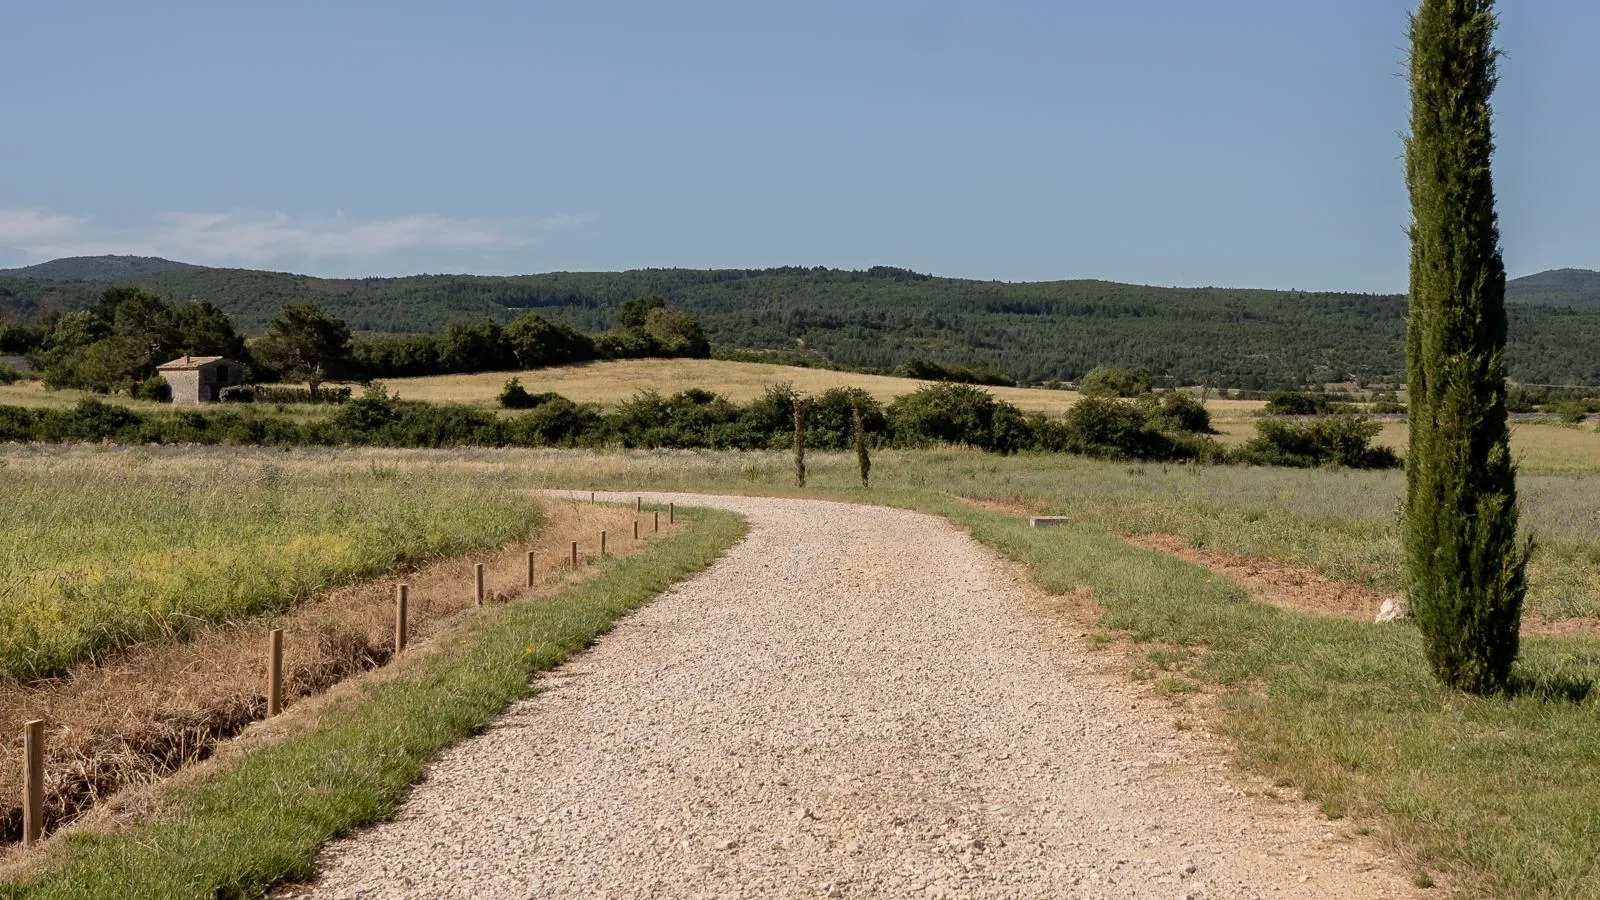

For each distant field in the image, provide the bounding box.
[383,358,1270,417]
[1212,418,1600,475]
[0,381,170,412]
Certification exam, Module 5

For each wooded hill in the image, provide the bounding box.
[3,259,1598,388]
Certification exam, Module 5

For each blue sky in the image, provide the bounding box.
[2,1,1594,291]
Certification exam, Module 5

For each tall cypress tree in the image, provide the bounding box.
[853,399,871,489]
[1403,0,1529,693]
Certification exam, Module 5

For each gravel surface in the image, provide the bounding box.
[289,492,1421,899]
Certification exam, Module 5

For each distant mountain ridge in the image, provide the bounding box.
[0,255,203,282]
[1506,268,1600,309]
[1,257,1597,386]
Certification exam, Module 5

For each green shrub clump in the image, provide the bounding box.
[1077,365,1152,398]
[886,383,1029,454]
[1240,415,1400,469]
[136,376,171,403]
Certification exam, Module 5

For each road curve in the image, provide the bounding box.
[289,491,1419,899]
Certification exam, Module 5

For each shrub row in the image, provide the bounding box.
[0,383,1400,469]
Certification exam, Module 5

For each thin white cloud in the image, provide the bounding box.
[0,207,594,269]
[0,209,91,246]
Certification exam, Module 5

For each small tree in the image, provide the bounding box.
[499,377,537,409]
[1403,0,1529,693]
[253,304,353,400]
[793,397,807,488]
[853,398,871,488]
[1078,365,1153,398]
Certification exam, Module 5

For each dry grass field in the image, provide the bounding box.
[0,448,538,682]
[1211,417,1600,475]
[0,382,168,412]
[382,357,1270,416]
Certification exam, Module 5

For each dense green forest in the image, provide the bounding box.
[3,259,1599,388]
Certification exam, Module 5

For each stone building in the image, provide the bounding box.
[156,356,246,405]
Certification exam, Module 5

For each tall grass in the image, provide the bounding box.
[0,448,536,681]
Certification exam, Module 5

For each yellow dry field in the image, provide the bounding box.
[0,381,169,412]
[384,358,1268,417]
[1212,418,1600,475]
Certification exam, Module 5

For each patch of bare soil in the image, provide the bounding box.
[0,497,673,855]
[1124,534,1600,637]
[1126,534,1391,622]
[957,496,1599,636]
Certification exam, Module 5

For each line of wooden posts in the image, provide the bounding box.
[14,493,672,849]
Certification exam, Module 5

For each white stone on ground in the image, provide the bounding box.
[286,492,1422,899]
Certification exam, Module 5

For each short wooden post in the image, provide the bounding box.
[474,563,485,606]
[669,502,675,525]
[654,511,660,533]
[633,520,640,540]
[590,491,595,504]
[526,550,536,587]
[395,584,409,654]
[266,629,284,717]
[636,496,642,512]
[22,719,44,848]
[570,541,578,568]
[600,530,607,556]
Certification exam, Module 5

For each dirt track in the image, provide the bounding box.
[291,492,1421,899]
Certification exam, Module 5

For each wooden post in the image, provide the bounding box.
[669,502,675,525]
[600,530,607,556]
[590,491,595,504]
[266,629,284,717]
[22,719,43,848]
[474,563,485,606]
[526,550,536,587]
[636,496,642,512]
[395,584,409,654]
[634,520,640,540]
[654,511,660,533]
[570,541,578,568]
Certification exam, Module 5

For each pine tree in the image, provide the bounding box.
[1403,0,1529,693]
[793,398,807,488]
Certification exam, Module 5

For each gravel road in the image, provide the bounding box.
[290,492,1421,899]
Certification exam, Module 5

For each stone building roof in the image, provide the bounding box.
[156,355,229,371]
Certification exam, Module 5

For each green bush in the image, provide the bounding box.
[805,387,886,449]
[505,395,604,447]
[219,385,256,403]
[1046,396,1212,461]
[1239,415,1400,469]
[498,377,537,409]
[1136,392,1213,434]
[1263,391,1342,416]
[136,375,171,403]
[0,367,22,386]
[886,383,1025,453]
[252,385,351,405]
[894,357,1017,387]
[610,389,745,449]
[1077,365,1152,398]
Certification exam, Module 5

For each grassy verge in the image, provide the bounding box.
[919,499,1600,898]
[0,447,537,680]
[0,505,746,900]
